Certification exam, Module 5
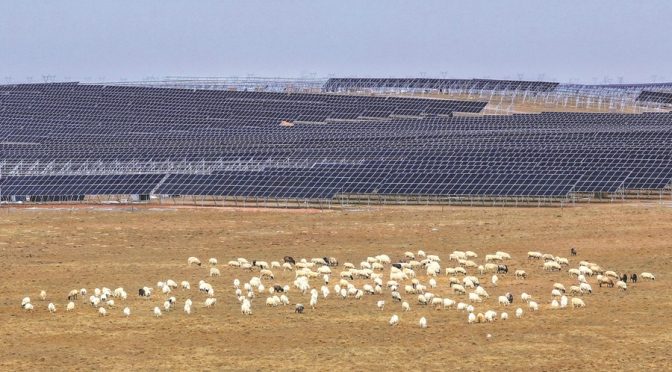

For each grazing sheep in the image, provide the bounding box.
[271,261,281,269]
[514,270,527,279]
[551,289,563,297]
[389,314,399,326]
[391,291,402,302]
[180,281,190,290]
[616,280,627,291]
[580,283,593,294]
[419,317,427,328]
[283,256,296,265]
[260,269,275,280]
[641,272,655,280]
[570,247,577,256]
[468,292,482,303]
[497,265,508,274]
[544,261,562,272]
[228,260,240,267]
[529,301,539,311]
[66,301,75,312]
[598,276,614,288]
[630,273,638,283]
[280,294,290,305]
[571,297,586,308]
[475,286,489,298]
[98,307,107,316]
[187,257,201,266]
[498,296,510,306]
[153,307,162,317]
[452,284,466,295]
[467,312,476,324]
[491,275,498,287]
[241,299,252,315]
[551,300,559,309]
[521,292,532,303]
[204,298,217,308]
[208,258,218,266]
[210,267,221,277]
[528,251,542,260]
[605,270,619,279]
[123,307,131,317]
[295,304,305,314]
[560,295,568,308]
[39,290,47,301]
[553,283,566,292]
[47,303,56,313]
[569,285,582,295]
[515,307,523,318]
[501,312,508,320]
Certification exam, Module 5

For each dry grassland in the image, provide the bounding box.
[0,204,670,371]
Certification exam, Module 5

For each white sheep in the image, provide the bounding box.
[468,312,476,324]
[66,301,75,311]
[498,296,510,306]
[551,299,559,309]
[210,267,221,277]
[491,275,498,287]
[515,307,523,318]
[48,303,56,313]
[23,303,34,311]
[402,301,410,311]
[616,280,627,290]
[260,269,275,280]
[389,314,399,326]
[580,283,592,294]
[204,297,217,308]
[442,298,455,309]
[39,290,47,301]
[123,307,131,317]
[515,270,527,279]
[209,257,218,266]
[241,299,252,315]
[501,312,508,320]
[529,301,539,311]
[521,292,532,303]
[551,289,563,297]
[184,303,191,315]
[187,257,201,266]
[21,297,31,307]
[98,307,107,316]
[468,292,482,303]
[419,317,427,328]
[153,307,162,317]
[641,272,655,280]
[377,300,385,310]
[475,286,489,298]
[560,295,568,308]
[571,297,586,308]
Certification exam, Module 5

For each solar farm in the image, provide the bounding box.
[1,80,672,207]
[2,78,672,370]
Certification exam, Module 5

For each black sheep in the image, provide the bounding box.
[295,304,304,314]
[283,256,296,265]
[621,273,628,283]
[631,273,638,283]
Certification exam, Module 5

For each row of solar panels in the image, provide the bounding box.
[0,164,668,199]
[323,78,560,93]
[636,91,672,105]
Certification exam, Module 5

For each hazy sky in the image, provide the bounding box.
[0,1,670,84]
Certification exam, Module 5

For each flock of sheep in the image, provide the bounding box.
[19,249,657,330]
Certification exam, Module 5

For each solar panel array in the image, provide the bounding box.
[637,91,672,105]
[324,78,560,93]
[0,83,671,203]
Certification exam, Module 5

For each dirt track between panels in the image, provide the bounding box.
[0,204,670,371]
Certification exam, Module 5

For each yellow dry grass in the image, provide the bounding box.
[0,204,670,370]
